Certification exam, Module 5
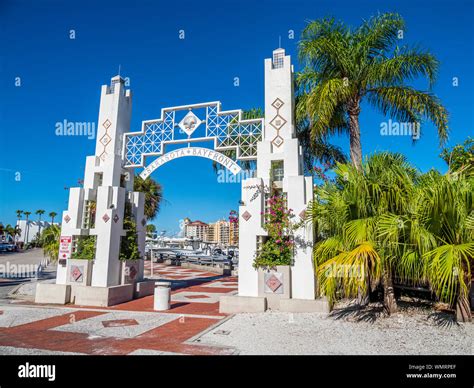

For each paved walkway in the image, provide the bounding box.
[0,263,238,355]
[0,249,54,298]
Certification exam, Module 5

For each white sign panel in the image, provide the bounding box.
[140,147,242,180]
[59,236,72,260]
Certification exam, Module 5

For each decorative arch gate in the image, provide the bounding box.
[40,48,325,313]
[122,101,263,176]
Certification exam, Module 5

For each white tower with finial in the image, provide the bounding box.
[37,76,149,306]
[221,48,327,313]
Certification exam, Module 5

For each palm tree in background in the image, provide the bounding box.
[3,225,16,244]
[23,211,31,245]
[16,210,23,221]
[297,13,448,169]
[49,211,58,225]
[36,209,45,237]
[133,175,163,221]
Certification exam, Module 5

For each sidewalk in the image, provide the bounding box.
[0,263,238,355]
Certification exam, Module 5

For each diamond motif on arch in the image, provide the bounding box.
[113,214,119,223]
[64,215,71,223]
[102,214,110,223]
[272,135,284,147]
[242,211,252,221]
[100,133,112,146]
[271,98,284,109]
[178,111,202,137]
[269,115,287,131]
[102,119,111,129]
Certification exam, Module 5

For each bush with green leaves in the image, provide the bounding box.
[72,236,96,260]
[119,218,141,261]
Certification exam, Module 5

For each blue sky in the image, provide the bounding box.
[1,0,473,235]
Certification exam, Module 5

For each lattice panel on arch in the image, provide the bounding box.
[125,111,174,166]
[206,104,263,159]
[123,102,263,167]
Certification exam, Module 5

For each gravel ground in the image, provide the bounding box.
[196,304,474,355]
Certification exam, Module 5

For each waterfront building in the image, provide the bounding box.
[184,220,209,241]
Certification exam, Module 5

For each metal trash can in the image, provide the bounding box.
[154,282,171,311]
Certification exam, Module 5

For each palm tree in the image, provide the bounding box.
[36,209,45,236]
[49,211,58,225]
[414,172,473,321]
[13,225,21,245]
[16,210,23,220]
[133,175,163,220]
[40,224,61,262]
[309,153,473,321]
[310,152,417,314]
[146,223,157,237]
[295,113,347,172]
[23,211,31,245]
[4,225,15,244]
[297,13,448,169]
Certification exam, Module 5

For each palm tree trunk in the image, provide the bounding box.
[382,269,398,315]
[455,283,472,322]
[348,99,363,170]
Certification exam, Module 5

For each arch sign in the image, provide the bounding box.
[139,146,241,180]
[123,101,263,180]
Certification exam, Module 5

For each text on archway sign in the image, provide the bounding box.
[139,147,242,180]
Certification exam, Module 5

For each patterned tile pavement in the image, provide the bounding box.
[0,264,239,355]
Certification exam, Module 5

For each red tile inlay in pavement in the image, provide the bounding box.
[185,295,211,299]
[102,319,139,328]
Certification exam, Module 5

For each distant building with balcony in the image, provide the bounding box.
[207,219,230,245]
[229,221,239,246]
[184,219,208,241]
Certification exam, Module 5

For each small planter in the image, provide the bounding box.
[121,260,140,285]
[66,259,92,286]
[257,265,291,310]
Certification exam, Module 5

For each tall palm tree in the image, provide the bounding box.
[13,225,21,244]
[36,209,45,236]
[133,175,163,221]
[49,211,58,225]
[16,210,23,220]
[23,211,31,245]
[297,13,448,169]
